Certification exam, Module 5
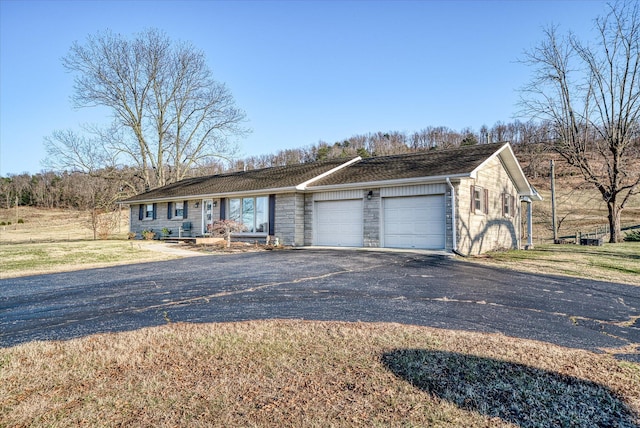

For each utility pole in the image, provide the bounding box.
[550,160,558,243]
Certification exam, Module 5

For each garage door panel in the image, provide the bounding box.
[315,200,363,247]
[384,195,445,249]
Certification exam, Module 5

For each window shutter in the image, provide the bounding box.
[168,202,173,219]
[220,198,226,220]
[152,203,157,220]
[470,185,475,212]
[139,204,144,221]
[483,189,489,214]
[268,194,276,236]
[511,194,515,218]
[183,201,188,219]
[502,194,506,216]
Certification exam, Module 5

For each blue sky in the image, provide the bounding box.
[0,0,607,175]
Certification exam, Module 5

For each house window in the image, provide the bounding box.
[471,185,489,214]
[145,204,154,219]
[503,193,514,217]
[174,202,184,219]
[168,201,188,220]
[228,196,269,233]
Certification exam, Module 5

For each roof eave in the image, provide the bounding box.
[471,142,538,197]
[120,186,301,204]
[305,173,472,192]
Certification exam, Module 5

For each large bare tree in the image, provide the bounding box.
[520,1,640,242]
[61,28,247,189]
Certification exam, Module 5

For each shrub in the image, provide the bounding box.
[17,218,24,224]
[209,220,247,248]
[142,229,156,240]
[623,230,640,242]
[0,221,5,226]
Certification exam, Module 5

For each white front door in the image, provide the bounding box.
[203,199,214,234]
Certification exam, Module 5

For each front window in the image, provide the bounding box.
[145,204,154,219]
[229,196,268,233]
[174,202,184,218]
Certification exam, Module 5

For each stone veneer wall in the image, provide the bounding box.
[363,189,380,247]
[456,155,521,255]
[304,193,314,246]
[274,193,305,246]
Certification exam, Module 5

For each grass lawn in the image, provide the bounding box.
[1,320,639,427]
[0,240,179,279]
[468,242,640,286]
[1,211,639,426]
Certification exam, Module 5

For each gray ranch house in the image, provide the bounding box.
[122,142,541,255]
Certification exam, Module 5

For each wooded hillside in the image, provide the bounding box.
[2,119,638,243]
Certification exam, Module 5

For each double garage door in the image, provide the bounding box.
[315,195,445,249]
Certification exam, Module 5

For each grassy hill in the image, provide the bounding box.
[520,153,640,243]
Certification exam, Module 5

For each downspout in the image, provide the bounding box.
[445,177,458,254]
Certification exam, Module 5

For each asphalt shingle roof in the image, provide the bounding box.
[308,142,506,187]
[123,143,507,202]
[122,158,351,202]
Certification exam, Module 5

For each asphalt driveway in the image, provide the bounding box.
[1,249,639,360]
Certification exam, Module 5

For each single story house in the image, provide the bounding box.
[122,142,541,255]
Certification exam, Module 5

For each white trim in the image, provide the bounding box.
[380,183,446,197]
[125,173,470,204]
[296,157,361,190]
[313,190,363,201]
[307,173,470,193]
[125,187,297,204]
[470,142,536,197]
[470,142,510,178]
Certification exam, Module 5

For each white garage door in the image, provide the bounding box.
[315,200,363,246]
[383,195,445,249]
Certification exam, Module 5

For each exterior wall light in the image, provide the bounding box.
[367,190,373,200]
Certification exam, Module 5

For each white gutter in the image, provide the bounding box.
[306,172,471,193]
[123,186,300,204]
[122,158,365,204]
[445,177,457,252]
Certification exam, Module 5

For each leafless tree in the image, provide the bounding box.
[520,1,640,242]
[62,28,247,189]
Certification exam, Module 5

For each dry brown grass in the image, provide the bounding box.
[526,156,640,243]
[0,240,181,279]
[0,207,130,243]
[2,207,640,426]
[1,320,638,427]
[0,207,182,279]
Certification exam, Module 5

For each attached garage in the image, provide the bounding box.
[314,199,363,246]
[383,195,445,249]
